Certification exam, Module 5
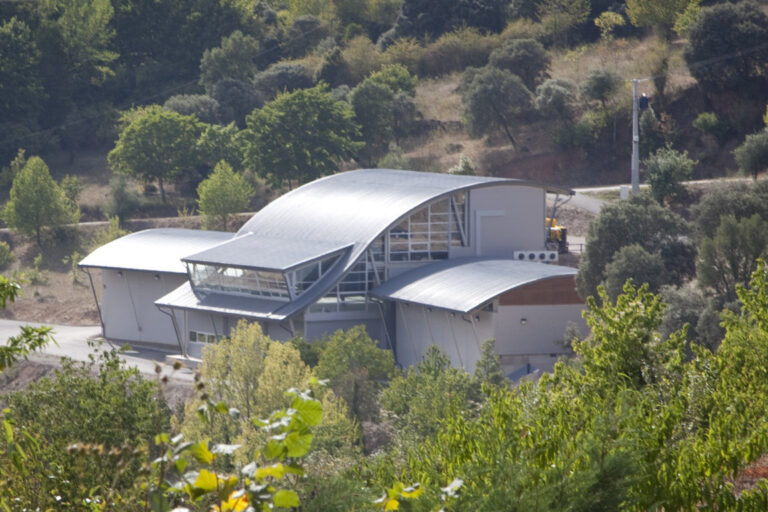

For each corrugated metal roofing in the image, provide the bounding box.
[79,228,233,274]
[155,282,288,320]
[371,258,578,313]
[184,232,352,271]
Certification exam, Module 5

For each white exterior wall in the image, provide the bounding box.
[494,304,586,373]
[394,304,495,372]
[451,185,545,258]
[101,269,186,348]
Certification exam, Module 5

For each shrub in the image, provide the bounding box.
[381,37,423,74]
[734,129,768,180]
[163,94,221,124]
[488,38,550,91]
[602,244,667,300]
[341,35,386,84]
[104,175,141,220]
[418,27,498,77]
[693,112,727,143]
[0,241,14,270]
[644,145,695,205]
[252,62,314,99]
[89,215,128,252]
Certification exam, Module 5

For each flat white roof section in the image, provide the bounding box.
[79,228,233,274]
[372,258,578,313]
[156,282,287,320]
[184,233,352,271]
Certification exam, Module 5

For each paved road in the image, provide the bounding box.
[0,320,195,382]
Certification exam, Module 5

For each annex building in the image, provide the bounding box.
[80,169,585,375]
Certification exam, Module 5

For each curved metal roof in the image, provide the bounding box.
[237,169,566,271]
[372,258,579,313]
[78,228,233,274]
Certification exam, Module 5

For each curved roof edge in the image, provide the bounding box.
[79,228,233,274]
[372,258,579,313]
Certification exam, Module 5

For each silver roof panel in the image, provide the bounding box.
[372,258,578,313]
[156,282,288,320]
[184,233,352,271]
[79,228,233,274]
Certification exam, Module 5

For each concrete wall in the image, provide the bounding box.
[394,303,495,372]
[451,185,546,258]
[494,303,586,373]
[101,269,186,348]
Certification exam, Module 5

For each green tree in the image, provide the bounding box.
[199,30,261,93]
[536,0,590,47]
[594,11,626,41]
[684,1,768,94]
[734,129,768,180]
[367,63,417,96]
[163,94,222,124]
[380,345,478,441]
[2,156,78,249]
[108,106,203,202]
[581,68,621,111]
[350,80,395,166]
[488,38,550,91]
[315,326,395,423]
[243,84,362,188]
[1,346,169,509]
[626,0,689,34]
[461,66,533,146]
[644,145,695,204]
[473,338,507,388]
[602,244,668,300]
[697,214,768,303]
[197,161,254,231]
[691,181,768,238]
[0,276,53,372]
[535,78,577,121]
[576,195,691,298]
[0,18,45,164]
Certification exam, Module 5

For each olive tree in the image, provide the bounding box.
[644,146,695,204]
[461,66,533,146]
[733,129,768,180]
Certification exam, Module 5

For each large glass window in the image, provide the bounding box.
[189,263,289,300]
[309,253,382,313]
[388,193,467,262]
[289,253,341,297]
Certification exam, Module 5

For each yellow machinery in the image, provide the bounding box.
[546,217,568,254]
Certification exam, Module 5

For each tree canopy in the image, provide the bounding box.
[107,106,203,202]
[196,161,254,231]
[243,84,361,188]
[2,156,78,248]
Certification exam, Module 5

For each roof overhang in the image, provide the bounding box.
[372,257,579,313]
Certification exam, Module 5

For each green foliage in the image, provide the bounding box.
[684,1,768,94]
[163,94,222,125]
[0,345,168,509]
[576,195,692,298]
[673,0,701,37]
[602,244,667,300]
[316,326,395,423]
[243,84,362,188]
[108,106,204,202]
[104,174,141,220]
[580,68,621,109]
[380,345,478,440]
[199,30,260,93]
[473,338,507,389]
[89,215,128,252]
[60,174,83,208]
[535,78,577,121]
[210,78,264,128]
[367,63,417,96]
[536,0,590,47]
[383,0,509,42]
[692,111,727,143]
[461,66,533,146]
[1,156,79,249]
[734,128,768,180]
[594,11,625,41]
[0,242,14,271]
[0,18,44,165]
[488,38,550,91]
[626,0,688,32]
[197,161,254,231]
[697,214,768,303]
[252,62,314,100]
[416,27,497,77]
[448,155,476,175]
[644,145,695,204]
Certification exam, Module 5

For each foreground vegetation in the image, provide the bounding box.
[5,264,768,509]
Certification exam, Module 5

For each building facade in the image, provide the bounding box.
[80,169,585,375]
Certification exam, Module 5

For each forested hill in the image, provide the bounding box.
[2,0,768,199]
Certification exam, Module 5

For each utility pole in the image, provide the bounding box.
[631,79,639,195]
[631,78,649,196]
